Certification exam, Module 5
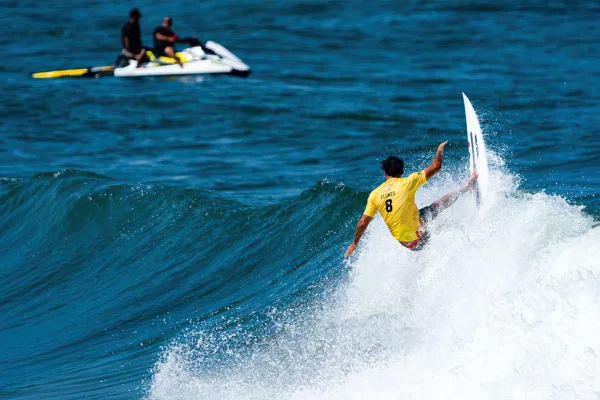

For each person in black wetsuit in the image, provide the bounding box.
[153,16,187,66]
[121,8,146,67]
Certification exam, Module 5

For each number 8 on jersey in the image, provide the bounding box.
[385,199,393,212]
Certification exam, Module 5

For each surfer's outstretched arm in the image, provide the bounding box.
[345,215,373,257]
[430,171,478,212]
[424,141,447,180]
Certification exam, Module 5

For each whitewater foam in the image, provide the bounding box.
[145,162,599,400]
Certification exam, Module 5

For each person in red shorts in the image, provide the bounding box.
[345,141,478,255]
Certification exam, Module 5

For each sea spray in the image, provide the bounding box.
[145,162,599,400]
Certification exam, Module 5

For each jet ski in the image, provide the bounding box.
[32,41,250,79]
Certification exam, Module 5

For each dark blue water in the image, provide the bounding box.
[1,1,599,399]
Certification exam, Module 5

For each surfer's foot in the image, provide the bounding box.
[467,170,478,188]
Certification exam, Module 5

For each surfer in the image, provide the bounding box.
[345,141,478,256]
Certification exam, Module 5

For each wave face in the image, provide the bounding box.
[1,153,599,400]
[0,170,363,399]
[138,161,599,400]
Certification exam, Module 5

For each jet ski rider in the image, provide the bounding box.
[121,8,146,68]
[153,16,190,67]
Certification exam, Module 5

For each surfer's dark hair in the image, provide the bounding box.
[382,156,404,177]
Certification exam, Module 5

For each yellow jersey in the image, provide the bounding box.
[363,171,427,242]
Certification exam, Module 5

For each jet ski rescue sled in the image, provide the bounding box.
[32,41,250,79]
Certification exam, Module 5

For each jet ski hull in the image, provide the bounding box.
[114,58,250,78]
[32,41,250,79]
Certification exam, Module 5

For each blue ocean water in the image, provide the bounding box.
[1,1,599,399]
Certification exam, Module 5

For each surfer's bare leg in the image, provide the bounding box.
[431,171,478,212]
[419,171,478,224]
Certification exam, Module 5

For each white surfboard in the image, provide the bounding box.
[462,93,489,206]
